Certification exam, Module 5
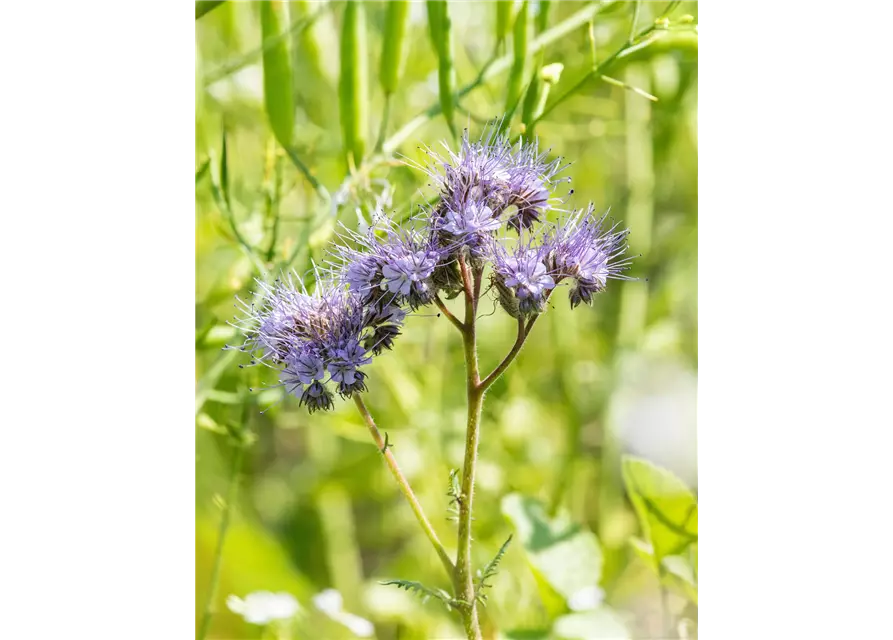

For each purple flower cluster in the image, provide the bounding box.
[235,274,394,412]
[237,127,633,412]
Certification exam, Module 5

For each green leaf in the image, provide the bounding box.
[553,609,630,640]
[195,1,226,21]
[195,158,210,185]
[260,1,295,148]
[621,455,697,567]
[501,493,603,615]
[380,579,459,611]
[630,537,698,604]
[475,534,513,604]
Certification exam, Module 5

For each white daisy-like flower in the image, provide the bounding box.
[312,589,374,638]
[226,591,300,625]
[567,585,605,612]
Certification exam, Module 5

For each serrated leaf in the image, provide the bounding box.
[475,534,512,603]
[501,493,603,615]
[621,455,697,567]
[553,609,630,640]
[380,579,458,611]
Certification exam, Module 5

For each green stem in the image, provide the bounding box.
[351,393,455,579]
[198,443,244,640]
[455,259,483,640]
[374,93,393,153]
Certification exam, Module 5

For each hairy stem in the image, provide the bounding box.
[479,287,551,391]
[198,443,244,640]
[352,393,455,579]
[434,293,465,333]
[456,264,483,640]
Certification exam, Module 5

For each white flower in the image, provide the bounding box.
[567,585,605,612]
[226,591,300,625]
[312,589,374,638]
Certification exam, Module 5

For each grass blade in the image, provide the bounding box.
[260,1,295,148]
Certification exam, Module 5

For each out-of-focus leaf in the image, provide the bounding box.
[196,0,226,20]
[499,630,551,640]
[553,609,630,640]
[621,455,697,566]
[502,493,603,616]
[629,536,698,604]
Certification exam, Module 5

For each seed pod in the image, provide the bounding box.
[495,0,513,46]
[504,0,529,114]
[339,0,369,167]
[536,0,551,33]
[380,0,410,96]
[426,0,456,136]
[260,1,295,148]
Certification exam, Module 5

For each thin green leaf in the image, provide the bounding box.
[260,1,295,148]
[220,128,230,210]
[195,158,210,186]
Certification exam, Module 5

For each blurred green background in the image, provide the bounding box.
[196,1,697,638]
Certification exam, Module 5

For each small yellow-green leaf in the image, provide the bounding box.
[260,1,295,148]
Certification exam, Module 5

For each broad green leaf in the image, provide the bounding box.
[260,1,295,148]
[502,493,603,616]
[621,456,697,566]
[554,609,630,640]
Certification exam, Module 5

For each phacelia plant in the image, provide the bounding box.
[232,127,634,640]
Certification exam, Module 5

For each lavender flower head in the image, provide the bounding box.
[336,218,445,310]
[234,271,395,412]
[548,206,635,308]
[417,127,570,243]
[492,238,555,317]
